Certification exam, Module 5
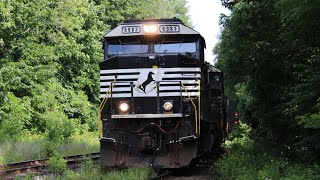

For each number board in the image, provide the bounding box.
[122,26,141,34]
[159,25,180,33]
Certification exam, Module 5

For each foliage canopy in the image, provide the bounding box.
[0,0,191,142]
[217,0,320,163]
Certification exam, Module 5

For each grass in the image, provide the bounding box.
[45,158,156,180]
[0,141,42,163]
[103,168,155,180]
[57,131,99,156]
[0,131,99,164]
[0,161,155,180]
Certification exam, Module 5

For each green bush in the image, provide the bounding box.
[41,141,59,157]
[41,110,78,142]
[213,124,320,179]
[47,153,67,175]
[228,122,252,142]
[0,93,32,141]
[213,145,262,179]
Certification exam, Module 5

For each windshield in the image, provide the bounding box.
[108,44,148,54]
[106,37,198,57]
[107,38,148,56]
[154,42,196,53]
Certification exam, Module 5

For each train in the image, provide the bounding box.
[98,18,227,168]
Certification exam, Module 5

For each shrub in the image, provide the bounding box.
[47,153,67,175]
[42,110,78,142]
[228,122,251,142]
[212,143,261,179]
[42,141,59,157]
[212,123,320,179]
[0,93,32,141]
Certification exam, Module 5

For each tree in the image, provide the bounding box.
[216,0,320,162]
[0,0,191,141]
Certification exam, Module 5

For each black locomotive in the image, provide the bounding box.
[99,18,227,168]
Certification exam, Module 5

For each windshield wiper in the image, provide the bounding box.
[179,38,184,49]
[157,37,166,49]
[118,39,124,51]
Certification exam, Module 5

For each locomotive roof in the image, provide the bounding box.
[104,18,203,38]
[206,62,222,72]
[209,66,222,73]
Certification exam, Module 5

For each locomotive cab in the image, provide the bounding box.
[104,35,202,59]
[99,18,225,168]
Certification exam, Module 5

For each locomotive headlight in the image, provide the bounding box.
[143,24,157,34]
[119,102,130,113]
[163,101,173,111]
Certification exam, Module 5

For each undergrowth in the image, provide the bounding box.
[46,157,155,180]
[212,123,320,179]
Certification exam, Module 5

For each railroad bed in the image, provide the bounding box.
[148,149,223,180]
[0,152,100,179]
[0,148,223,179]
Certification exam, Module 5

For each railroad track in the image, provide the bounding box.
[0,148,222,179]
[0,152,100,179]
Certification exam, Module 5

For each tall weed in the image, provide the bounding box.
[62,159,155,180]
[47,153,67,175]
[0,131,99,164]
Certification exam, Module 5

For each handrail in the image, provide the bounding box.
[180,82,199,135]
[98,79,116,138]
[198,80,201,135]
[98,80,200,136]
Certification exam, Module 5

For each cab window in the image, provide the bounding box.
[154,42,196,53]
[108,44,148,54]
[106,38,148,56]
